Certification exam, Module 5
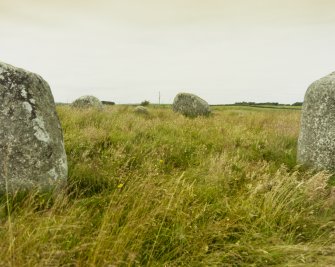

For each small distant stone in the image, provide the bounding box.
[102,101,115,106]
[298,72,335,171]
[134,106,149,115]
[0,61,68,192]
[173,93,211,117]
[72,95,103,109]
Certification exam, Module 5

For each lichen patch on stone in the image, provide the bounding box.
[21,89,27,98]
[22,101,33,114]
[47,168,58,180]
[32,116,51,143]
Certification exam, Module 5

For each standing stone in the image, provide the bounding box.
[134,106,149,115]
[173,92,211,117]
[0,61,68,192]
[298,72,335,171]
[72,95,103,109]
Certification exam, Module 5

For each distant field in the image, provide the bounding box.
[1,105,334,266]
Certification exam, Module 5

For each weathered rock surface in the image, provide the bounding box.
[134,106,149,115]
[0,61,67,192]
[173,93,211,117]
[298,72,335,171]
[72,95,103,109]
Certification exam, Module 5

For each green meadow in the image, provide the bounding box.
[1,105,334,266]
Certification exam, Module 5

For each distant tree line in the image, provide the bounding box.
[291,102,303,106]
[233,102,303,106]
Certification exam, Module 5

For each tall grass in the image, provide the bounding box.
[0,105,334,266]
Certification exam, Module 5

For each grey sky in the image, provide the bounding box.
[1,0,335,104]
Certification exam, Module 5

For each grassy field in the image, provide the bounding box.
[1,105,335,266]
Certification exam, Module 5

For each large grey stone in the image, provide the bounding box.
[298,72,335,171]
[72,95,102,109]
[134,106,149,115]
[173,93,211,117]
[0,61,68,192]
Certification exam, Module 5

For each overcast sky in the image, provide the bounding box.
[1,0,335,104]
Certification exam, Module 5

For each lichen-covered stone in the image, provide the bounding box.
[173,93,211,117]
[0,61,68,192]
[134,106,149,115]
[72,95,102,109]
[298,72,335,171]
